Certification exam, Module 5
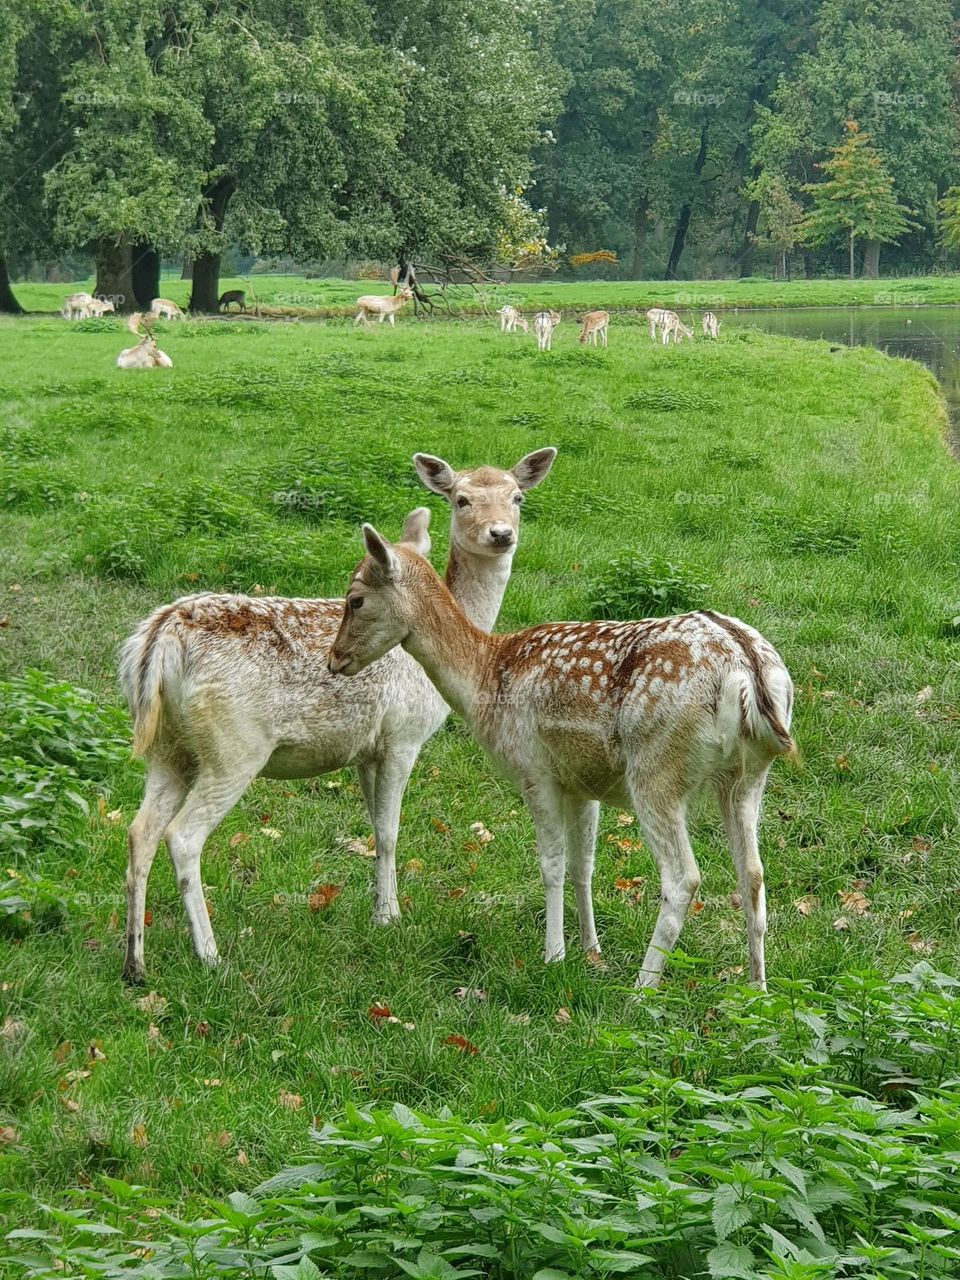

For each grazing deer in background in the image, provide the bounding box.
[218,289,246,312]
[702,312,721,339]
[533,309,561,351]
[354,286,413,327]
[150,297,185,321]
[498,305,528,334]
[660,311,694,344]
[329,528,794,990]
[62,292,94,320]
[85,297,116,318]
[116,313,173,369]
[645,308,669,341]
[578,310,610,347]
[118,448,556,982]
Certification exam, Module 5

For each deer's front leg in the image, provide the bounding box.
[522,779,568,962]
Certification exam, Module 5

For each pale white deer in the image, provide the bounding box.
[656,310,694,344]
[85,297,116,318]
[62,292,94,320]
[702,311,721,339]
[116,313,173,369]
[497,305,528,334]
[150,297,185,321]
[578,310,609,347]
[354,286,414,327]
[118,448,556,981]
[533,309,561,351]
[329,529,795,990]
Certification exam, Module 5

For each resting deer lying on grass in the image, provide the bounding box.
[150,298,185,321]
[118,448,556,981]
[533,310,561,351]
[116,313,173,369]
[354,286,414,327]
[497,305,528,334]
[702,311,720,339]
[329,529,795,990]
[578,310,609,346]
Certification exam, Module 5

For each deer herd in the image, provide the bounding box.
[59,280,776,990]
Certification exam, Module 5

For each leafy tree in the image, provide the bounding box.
[747,172,805,277]
[801,120,916,278]
[937,187,960,253]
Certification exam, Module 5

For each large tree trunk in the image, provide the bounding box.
[131,242,160,308]
[94,234,136,312]
[738,200,760,277]
[665,125,708,280]
[190,252,223,313]
[0,255,24,314]
[849,230,856,280]
[860,239,881,279]
[631,197,649,279]
[188,178,235,313]
[181,255,193,280]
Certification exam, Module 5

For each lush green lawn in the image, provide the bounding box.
[1,311,959,1220]
[12,271,960,318]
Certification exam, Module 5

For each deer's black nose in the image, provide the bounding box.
[489,526,514,548]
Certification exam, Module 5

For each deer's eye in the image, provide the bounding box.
[456,496,470,509]
[513,492,523,504]
[348,596,363,611]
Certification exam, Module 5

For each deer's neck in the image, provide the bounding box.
[443,544,513,634]
[401,580,495,723]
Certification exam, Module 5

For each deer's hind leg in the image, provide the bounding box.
[715,767,771,990]
[630,785,701,988]
[123,755,190,983]
[563,795,601,957]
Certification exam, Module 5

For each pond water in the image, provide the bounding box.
[721,305,960,450]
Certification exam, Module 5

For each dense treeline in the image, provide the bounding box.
[2,0,959,309]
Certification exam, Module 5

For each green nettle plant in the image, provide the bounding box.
[0,671,127,862]
[588,552,711,619]
[5,969,960,1278]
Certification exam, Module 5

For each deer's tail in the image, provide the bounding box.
[119,605,183,758]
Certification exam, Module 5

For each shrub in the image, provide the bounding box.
[623,387,720,413]
[0,460,72,511]
[588,551,711,619]
[0,670,127,861]
[7,969,960,1279]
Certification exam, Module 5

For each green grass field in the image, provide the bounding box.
[2,311,960,1266]
[13,270,960,318]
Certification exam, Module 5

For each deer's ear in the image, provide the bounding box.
[362,524,400,579]
[413,453,456,497]
[513,447,557,491]
[400,506,431,556]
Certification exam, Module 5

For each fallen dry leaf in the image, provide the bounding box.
[554,1007,572,1025]
[453,987,486,1002]
[833,916,850,932]
[53,1041,71,1063]
[63,1069,90,1083]
[237,1149,249,1167]
[131,1123,148,1147]
[0,1125,18,1144]
[906,932,934,955]
[469,821,494,845]
[143,910,153,926]
[915,685,933,706]
[718,965,745,981]
[278,1091,302,1110]
[912,836,932,854]
[105,808,123,825]
[447,886,467,899]
[584,949,606,969]
[202,1078,222,1086]
[341,835,376,857]
[835,755,850,772]
[444,1034,479,1055]
[432,817,451,835]
[616,812,634,827]
[260,827,282,840]
[404,858,425,874]
[838,889,870,915]
[614,876,645,891]
[794,895,818,917]
[135,991,168,1016]
[368,1003,393,1022]
[507,1012,530,1025]
[2,1016,26,1042]
[147,1024,162,1041]
[88,1042,106,1061]
[229,832,249,848]
[308,883,342,912]
[689,900,705,915]
[213,1130,232,1148]
[194,1021,209,1038]
[63,1098,80,1113]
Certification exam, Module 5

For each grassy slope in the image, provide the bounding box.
[12,271,960,316]
[1,313,959,1207]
